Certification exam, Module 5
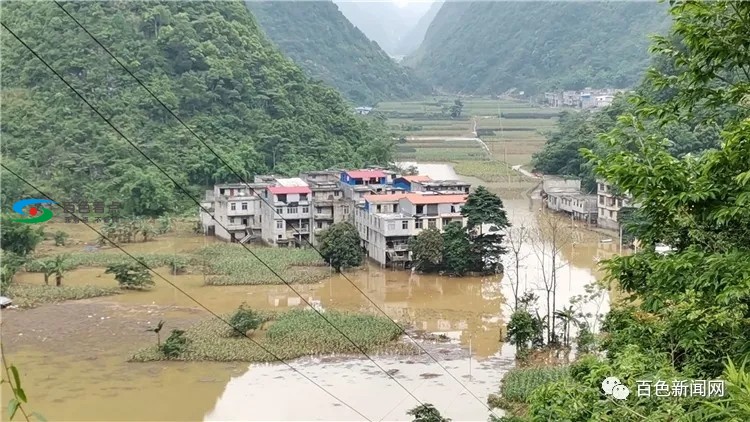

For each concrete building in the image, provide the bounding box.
[300,170,353,245]
[541,178,597,223]
[595,95,614,108]
[354,192,469,267]
[261,184,312,247]
[412,180,471,194]
[199,182,268,243]
[597,179,634,230]
[393,175,432,192]
[340,169,399,204]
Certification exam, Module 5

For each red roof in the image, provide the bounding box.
[346,170,386,179]
[402,175,432,183]
[403,194,467,205]
[267,186,311,195]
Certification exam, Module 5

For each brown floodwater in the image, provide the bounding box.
[3,163,621,421]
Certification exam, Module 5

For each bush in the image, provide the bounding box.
[105,263,155,290]
[499,366,571,405]
[160,329,188,358]
[54,230,69,246]
[228,304,262,336]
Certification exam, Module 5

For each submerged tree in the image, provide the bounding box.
[106,263,155,290]
[318,222,363,272]
[407,403,451,422]
[409,228,444,272]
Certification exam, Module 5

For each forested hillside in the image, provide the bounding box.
[0,0,394,216]
[247,1,431,104]
[407,1,671,94]
[396,1,443,57]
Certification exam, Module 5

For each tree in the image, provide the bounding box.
[228,304,262,337]
[160,329,188,359]
[461,186,510,274]
[441,222,473,276]
[50,254,69,287]
[409,228,444,272]
[407,403,451,422]
[0,214,43,257]
[53,230,69,246]
[318,222,363,272]
[0,251,25,292]
[105,263,155,290]
[504,222,530,310]
[449,98,463,118]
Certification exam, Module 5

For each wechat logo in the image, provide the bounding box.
[602,376,630,400]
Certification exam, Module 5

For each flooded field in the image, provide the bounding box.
[2,163,619,421]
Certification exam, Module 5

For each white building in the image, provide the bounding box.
[354,192,469,267]
[597,179,634,231]
[261,184,312,247]
[300,170,353,245]
[542,178,597,223]
[199,182,267,243]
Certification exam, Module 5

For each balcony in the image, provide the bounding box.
[314,213,334,220]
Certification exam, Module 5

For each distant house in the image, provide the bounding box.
[596,179,635,231]
[393,175,432,192]
[355,106,373,115]
[541,178,597,223]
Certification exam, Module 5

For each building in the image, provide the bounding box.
[597,179,634,230]
[339,169,398,204]
[544,92,563,107]
[199,182,267,243]
[355,106,373,115]
[595,95,614,108]
[392,175,432,192]
[261,184,312,247]
[541,178,597,223]
[354,192,469,267]
[412,180,471,194]
[300,170,353,245]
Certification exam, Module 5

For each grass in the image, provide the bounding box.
[499,366,571,403]
[195,244,331,285]
[26,252,182,271]
[3,283,120,308]
[130,309,416,362]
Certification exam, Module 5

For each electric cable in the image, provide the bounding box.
[0,163,372,422]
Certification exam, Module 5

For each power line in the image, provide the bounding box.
[51,4,496,413]
[0,21,425,408]
[0,164,371,422]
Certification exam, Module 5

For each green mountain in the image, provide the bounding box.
[407,1,672,94]
[247,1,431,105]
[396,1,443,57]
[0,0,393,216]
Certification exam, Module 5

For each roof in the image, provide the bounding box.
[399,175,432,183]
[345,170,386,179]
[275,177,308,187]
[364,193,410,203]
[420,180,470,187]
[403,194,467,205]
[267,186,311,195]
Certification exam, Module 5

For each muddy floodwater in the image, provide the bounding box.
[2,163,620,421]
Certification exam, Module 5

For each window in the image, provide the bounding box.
[335,191,340,196]
[300,194,308,201]
[428,219,436,229]
[387,222,395,231]
[229,217,235,224]
[376,205,382,212]
[450,205,456,213]
[277,194,287,202]
[302,207,309,214]
[599,195,604,204]
[442,218,450,227]
[241,202,248,210]
[416,205,424,214]
[402,220,408,230]
[230,203,236,211]
[276,207,283,214]
[277,234,282,239]
[317,221,323,229]
[415,219,423,229]
[276,221,283,229]
[393,204,398,212]
[608,210,613,218]
[288,207,298,214]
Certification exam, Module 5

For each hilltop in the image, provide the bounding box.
[1,0,394,215]
[247,0,431,105]
[407,1,671,94]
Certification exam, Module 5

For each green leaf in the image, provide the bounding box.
[10,365,20,390]
[8,398,19,420]
[14,387,27,403]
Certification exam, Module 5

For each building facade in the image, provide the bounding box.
[261,185,312,247]
[199,182,267,243]
[597,180,633,230]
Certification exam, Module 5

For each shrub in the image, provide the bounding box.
[499,366,571,405]
[160,329,188,358]
[228,304,262,336]
[105,263,155,290]
[53,230,69,246]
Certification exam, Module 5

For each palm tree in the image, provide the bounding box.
[40,259,56,285]
[52,254,69,287]
[146,320,165,346]
[554,306,580,348]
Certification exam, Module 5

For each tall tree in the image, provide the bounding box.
[318,222,363,272]
[409,228,444,272]
[0,214,44,257]
[440,222,473,276]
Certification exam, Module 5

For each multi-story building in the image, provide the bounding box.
[541,178,597,223]
[260,183,312,247]
[393,175,432,192]
[354,192,469,267]
[199,182,268,243]
[340,169,399,204]
[300,170,353,245]
[412,180,471,194]
[597,179,634,230]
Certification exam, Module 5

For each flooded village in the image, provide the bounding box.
[1,161,625,421]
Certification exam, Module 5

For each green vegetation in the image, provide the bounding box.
[195,243,329,285]
[410,186,509,276]
[247,1,430,104]
[131,309,413,362]
[406,403,451,422]
[488,366,570,412]
[53,230,68,246]
[105,263,155,290]
[26,252,180,272]
[318,222,363,272]
[494,1,750,420]
[3,283,120,309]
[0,215,43,257]
[1,0,394,217]
[228,304,263,336]
[160,329,189,359]
[408,1,670,94]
